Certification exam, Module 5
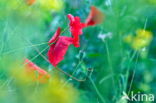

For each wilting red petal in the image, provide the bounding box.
[26,0,36,5]
[67,14,86,35]
[85,6,104,26]
[49,27,61,44]
[67,14,86,47]
[24,59,50,83]
[73,35,80,47]
[48,36,73,67]
[67,14,75,24]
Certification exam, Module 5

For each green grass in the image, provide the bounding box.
[0,0,156,103]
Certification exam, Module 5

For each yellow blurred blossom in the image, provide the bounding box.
[136,29,153,39]
[8,62,79,103]
[9,64,35,85]
[39,0,64,11]
[35,74,79,103]
[9,60,51,85]
[124,29,153,50]
[124,35,133,43]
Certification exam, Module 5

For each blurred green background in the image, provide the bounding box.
[0,0,156,103]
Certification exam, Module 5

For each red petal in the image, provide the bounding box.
[85,6,104,26]
[67,14,86,47]
[48,27,61,44]
[73,35,80,47]
[48,36,73,67]
[24,59,50,82]
[26,0,36,5]
[67,14,75,23]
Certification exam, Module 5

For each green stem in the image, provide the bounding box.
[2,42,48,55]
[105,41,116,91]
[89,76,105,103]
[125,50,137,92]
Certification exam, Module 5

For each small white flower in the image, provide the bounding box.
[141,47,146,52]
[98,32,112,41]
[105,0,112,6]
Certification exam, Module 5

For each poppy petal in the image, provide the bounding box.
[24,59,50,82]
[85,6,104,26]
[67,14,86,47]
[26,0,36,5]
[73,35,80,47]
[48,36,73,67]
[48,27,61,44]
[67,14,75,23]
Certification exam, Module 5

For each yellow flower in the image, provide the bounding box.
[9,63,79,103]
[9,65,34,85]
[124,29,153,50]
[124,34,133,43]
[33,75,79,103]
[39,0,64,11]
[136,29,152,40]
[131,38,147,50]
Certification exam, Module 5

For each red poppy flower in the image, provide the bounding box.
[85,6,104,26]
[26,0,36,5]
[48,27,73,67]
[48,27,61,44]
[67,14,86,47]
[24,59,50,83]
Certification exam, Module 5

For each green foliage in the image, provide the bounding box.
[0,0,156,103]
